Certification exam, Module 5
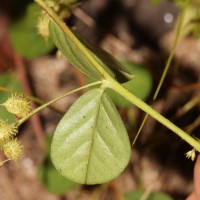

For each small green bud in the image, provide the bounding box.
[0,119,17,145]
[3,94,31,118]
[3,139,23,162]
[36,0,59,42]
[37,13,50,42]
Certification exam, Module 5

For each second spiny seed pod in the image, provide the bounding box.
[3,94,31,118]
[3,139,23,162]
[0,119,18,146]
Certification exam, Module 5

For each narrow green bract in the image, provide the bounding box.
[49,20,101,80]
[51,89,131,184]
[49,20,130,80]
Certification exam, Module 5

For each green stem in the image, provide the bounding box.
[106,78,200,152]
[35,0,200,152]
[35,0,111,79]
[132,0,190,146]
[153,0,190,99]
[17,81,102,126]
[0,87,63,115]
[0,87,16,94]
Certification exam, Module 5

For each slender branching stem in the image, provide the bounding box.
[17,81,102,126]
[35,0,200,152]
[132,0,191,146]
[105,78,200,152]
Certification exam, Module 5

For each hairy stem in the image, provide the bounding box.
[106,78,200,152]
[35,0,111,80]
[17,81,102,126]
[153,0,190,99]
[132,0,191,146]
[35,0,200,152]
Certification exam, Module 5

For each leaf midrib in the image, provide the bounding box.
[84,89,104,183]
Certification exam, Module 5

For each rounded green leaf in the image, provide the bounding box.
[51,89,131,184]
[38,159,76,195]
[0,73,22,103]
[9,3,54,58]
[0,73,23,122]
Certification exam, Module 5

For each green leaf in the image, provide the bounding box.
[124,190,173,200]
[0,73,23,103]
[38,134,76,195]
[0,73,23,122]
[49,20,131,80]
[108,61,153,107]
[38,159,76,195]
[49,20,100,79]
[9,3,54,58]
[76,33,132,76]
[51,89,131,184]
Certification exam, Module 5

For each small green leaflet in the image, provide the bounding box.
[51,89,131,184]
[49,20,101,79]
[0,72,23,122]
[49,20,131,80]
